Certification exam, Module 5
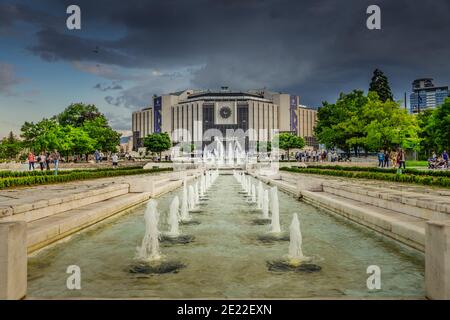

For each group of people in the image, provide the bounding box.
[428,151,449,169]
[377,149,407,169]
[27,150,61,174]
[294,150,346,163]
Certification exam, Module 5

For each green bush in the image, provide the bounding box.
[280,166,450,188]
[0,167,172,190]
[302,164,450,177]
[0,165,144,178]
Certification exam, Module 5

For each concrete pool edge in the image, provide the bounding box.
[247,169,450,300]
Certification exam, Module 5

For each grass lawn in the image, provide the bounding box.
[406,160,428,167]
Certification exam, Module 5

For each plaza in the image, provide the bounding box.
[1,160,450,299]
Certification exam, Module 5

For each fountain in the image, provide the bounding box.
[160,196,195,244]
[251,188,271,225]
[130,200,186,274]
[262,189,270,219]
[288,213,306,262]
[251,184,257,203]
[266,213,321,273]
[136,200,161,261]
[257,186,288,241]
[270,186,281,233]
[247,177,252,196]
[188,185,196,210]
[194,181,200,205]
[180,182,191,222]
[257,181,264,209]
[167,196,180,237]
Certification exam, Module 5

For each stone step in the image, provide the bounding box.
[27,192,150,253]
[1,183,130,223]
[322,181,450,221]
[301,190,426,251]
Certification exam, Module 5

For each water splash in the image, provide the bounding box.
[180,181,191,221]
[136,200,161,261]
[251,184,257,203]
[257,181,264,209]
[167,196,180,237]
[262,189,270,219]
[188,185,196,210]
[270,186,281,233]
[288,213,306,262]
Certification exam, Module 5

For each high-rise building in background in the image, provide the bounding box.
[410,78,449,113]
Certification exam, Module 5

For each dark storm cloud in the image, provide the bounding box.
[93,82,123,91]
[2,0,450,106]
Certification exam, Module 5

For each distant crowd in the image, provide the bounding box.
[377,149,407,169]
[292,150,349,163]
[428,151,449,169]
[27,150,61,174]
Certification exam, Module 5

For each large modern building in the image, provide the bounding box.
[132,88,317,151]
[410,78,449,113]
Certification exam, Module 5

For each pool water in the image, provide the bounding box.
[28,174,424,298]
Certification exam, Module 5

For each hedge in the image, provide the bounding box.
[301,164,450,177]
[0,167,172,190]
[0,166,144,179]
[280,166,450,188]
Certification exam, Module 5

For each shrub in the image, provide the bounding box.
[280,166,450,188]
[0,167,172,190]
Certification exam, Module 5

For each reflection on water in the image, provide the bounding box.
[28,175,424,298]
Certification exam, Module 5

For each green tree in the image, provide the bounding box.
[369,68,394,102]
[362,93,421,151]
[82,117,121,152]
[56,103,102,127]
[417,109,437,159]
[0,132,22,159]
[273,133,305,160]
[143,132,172,159]
[426,97,450,153]
[315,90,368,156]
[21,119,62,152]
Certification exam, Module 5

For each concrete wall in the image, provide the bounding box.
[426,220,450,299]
[0,222,27,300]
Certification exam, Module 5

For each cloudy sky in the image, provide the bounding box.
[1,0,449,137]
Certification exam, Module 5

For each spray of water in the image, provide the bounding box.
[137,200,161,261]
[288,213,306,263]
[270,186,281,233]
[167,196,180,237]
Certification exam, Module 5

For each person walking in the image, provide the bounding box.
[443,150,449,169]
[111,153,119,168]
[398,149,406,169]
[390,150,397,168]
[28,152,35,171]
[38,152,46,171]
[51,149,60,175]
[383,150,389,168]
[45,151,51,170]
[94,150,100,163]
[377,151,384,168]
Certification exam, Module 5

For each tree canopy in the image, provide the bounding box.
[369,68,394,102]
[273,132,305,160]
[143,132,172,158]
[421,98,450,154]
[0,132,22,160]
[315,91,420,154]
[19,103,121,157]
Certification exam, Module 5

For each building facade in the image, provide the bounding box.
[131,107,153,150]
[131,88,317,151]
[410,78,449,113]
